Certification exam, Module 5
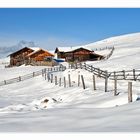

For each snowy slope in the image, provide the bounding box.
[1,33,140,132]
[0,68,140,132]
[86,33,140,70]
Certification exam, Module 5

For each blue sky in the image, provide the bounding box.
[0,8,140,50]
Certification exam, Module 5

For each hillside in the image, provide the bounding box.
[0,33,140,132]
[86,32,140,70]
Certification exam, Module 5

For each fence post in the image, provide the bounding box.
[93,75,96,90]
[133,69,136,81]
[98,68,100,77]
[55,76,57,85]
[68,74,71,87]
[91,65,93,72]
[128,82,132,103]
[84,63,86,70]
[59,77,61,86]
[114,72,117,96]
[105,71,108,92]
[80,63,82,69]
[47,73,50,82]
[33,72,35,77]
[81,75,86,89]
[19,76,21,81]
[78,74,80,87]
[51,74,53,83]
[4,80,6,85]
[123,70,125,80]
[44,69,47,80]
[64,77,66,88]
[42,69,44,77]
[75,63,78,69]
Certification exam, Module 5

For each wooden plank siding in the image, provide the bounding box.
[28,49,54,62]
[8,47,55,66]
[9,47,34,66]
[55,47,104,62]
[28,49,55,66]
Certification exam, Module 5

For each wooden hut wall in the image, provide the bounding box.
[10,48,33,66]
[65,49,92,62]
[57,52,65,58]
[29,50,54,62]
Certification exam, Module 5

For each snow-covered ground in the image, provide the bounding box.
[87,32,140,71]
[1,33,140,132]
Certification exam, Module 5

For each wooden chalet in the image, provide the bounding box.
[55,47,104,62]
[8,47,55,66]
[28,49,55,66]
[9,47,34,66]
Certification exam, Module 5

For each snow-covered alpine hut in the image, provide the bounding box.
[55,46,104,62]
[8,47,55,66]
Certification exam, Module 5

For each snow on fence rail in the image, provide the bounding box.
[0,65,66,86]
[108,69,140,81]
[68,62,140,103]
[69,63,108,79]
[69,62,140,81]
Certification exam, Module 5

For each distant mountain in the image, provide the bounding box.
[0,40,37,58]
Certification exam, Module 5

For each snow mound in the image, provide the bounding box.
[0,97,62,113]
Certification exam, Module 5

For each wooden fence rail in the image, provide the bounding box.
[0,65,66,87]
[68,62,139,103]
[69,62,140,82]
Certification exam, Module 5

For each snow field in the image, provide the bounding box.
[1,33,140,131]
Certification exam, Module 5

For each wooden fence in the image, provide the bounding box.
[1,61,138,103]
[92,46,115,60]
[108,69,140,81]
[68,62,140,103]
[69,62,140,82]
[93,46,114,51]
[105,46,115,60]
[69,63,108,79]
[0,65,66,86]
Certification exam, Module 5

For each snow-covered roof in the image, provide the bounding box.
[49,50,55,55]
[29,47,40,51]
[8,47,34,56]
[28,48,54,57]
[28,48,43,56]
[56,46,92,52]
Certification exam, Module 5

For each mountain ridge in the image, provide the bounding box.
[0,40,37,58]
